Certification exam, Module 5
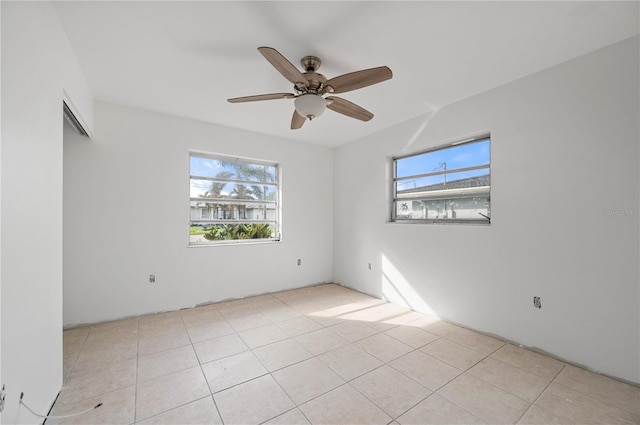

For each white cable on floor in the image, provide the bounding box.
[19,392,103,419]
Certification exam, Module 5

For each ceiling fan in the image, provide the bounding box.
[227,47,393,129]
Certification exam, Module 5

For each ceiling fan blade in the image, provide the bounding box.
[326,96,374,121]
[258,47,309,88]
[227,93,295,103]
[291,110,306,129]
[322,66,392,94]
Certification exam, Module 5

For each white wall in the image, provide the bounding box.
[63,102,333,326]
[1,1,93,423]
[333,36,639,384]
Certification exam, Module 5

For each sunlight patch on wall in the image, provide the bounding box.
[402,108,440,152]
[381,254,439,318]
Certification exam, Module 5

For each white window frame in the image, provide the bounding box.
[189,151,281,245]
[391,134,491,224]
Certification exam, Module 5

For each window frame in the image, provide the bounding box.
[189,151,281,246]
[390,134,491,225]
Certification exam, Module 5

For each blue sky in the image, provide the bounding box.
[396,139,490,190]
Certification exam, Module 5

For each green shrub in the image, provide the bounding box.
[203,223,273,241]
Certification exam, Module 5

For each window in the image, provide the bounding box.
[189,152,280,245]
[392,135,491,224]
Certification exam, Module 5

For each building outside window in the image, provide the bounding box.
[189,152,280,245]
[392,135,491,224]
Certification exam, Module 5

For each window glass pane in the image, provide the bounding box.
[190,156,276,183]
[190,200,276,221]
[392,137,491,223]
[396,168,490,197]
[395,197,490,220]
[189,223,277,245]
[396,139,490,178]
[190,152,279,245]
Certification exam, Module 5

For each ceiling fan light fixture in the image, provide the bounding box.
[294,94,326,120]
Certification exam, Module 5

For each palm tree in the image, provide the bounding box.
[217,160,275,219]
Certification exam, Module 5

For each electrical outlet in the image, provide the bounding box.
[368,263,372,270]
[297,259,302,266]
[533,296,542,309]
[149,274,156,283]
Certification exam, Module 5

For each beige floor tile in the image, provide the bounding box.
[444,328,505,355]
[356,333,414,363]
[263,408,311,425]
[138,328,191,356]
[519,382,638,425]
[138,345,199,383]
[554,364,640,416]
[490,344,564,380]
[318,343,383,381]
[276,315,323,337]
[84,321,138,344]
[89,318,138,337]
[351,365,432,418]
[81,327,138,349]
[48,385,135,425]
[179,308,224,327]
[329,320,379,342]
[185,319,235,343]
[396,393,483,425]
[252,338,313,372]
[135,366,210,421]
[244,293,283,307]
[218,303,259,319]
[468,357,552,403]
[138,315,183,332]
[63,335,87,377]
[368,310,427,327]
[317,300,384,319]
[273,357,345,404]
[299,384,392,425]
[59,358,137,404]
[307,313,347,327]
[193,333,249,364]
[348,302,413,325]
[405,316,462,336]
[385,325,439,348]
[390,350,462,391]
[438,373,529,424]
[214,374,295,424]
[290,299,330,309]
[227,312,271,333]
[260,306,304,322]
[294,327,349,355]
[202,350,268,393]
[72,339,138,371]
[280,294,320,307]
[63,326,91,339]
[238,323,289,348]
[421,338,487,371]
[136,396,222,424]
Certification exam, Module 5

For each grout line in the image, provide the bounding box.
[63,285,634,425]
[179,311,227,425]
[514,363,566,424]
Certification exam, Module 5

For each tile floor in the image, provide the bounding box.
[53,284,639,425]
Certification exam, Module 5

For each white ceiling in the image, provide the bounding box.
[53,1,639,148]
